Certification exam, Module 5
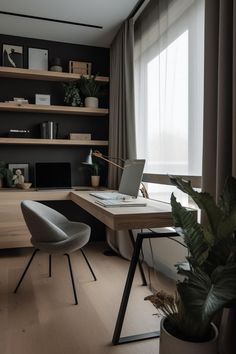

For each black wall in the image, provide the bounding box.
[0,34,110,186]
[0,34,110,241]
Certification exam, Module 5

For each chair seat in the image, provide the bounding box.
[31,221,91,254]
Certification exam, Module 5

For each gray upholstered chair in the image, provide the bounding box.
[14,200,96,305]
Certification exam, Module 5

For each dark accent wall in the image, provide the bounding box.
[0,34,110,241]
[0,34,110,186]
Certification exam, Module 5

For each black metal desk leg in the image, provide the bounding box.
[129,230,147,286]
[112,233,144,344]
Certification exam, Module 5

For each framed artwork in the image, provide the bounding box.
[28,47,48,71]
[2,44,23,68]
[8,163,29,182]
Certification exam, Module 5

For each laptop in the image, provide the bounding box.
[35,162,72,189]
[90,159,145,200]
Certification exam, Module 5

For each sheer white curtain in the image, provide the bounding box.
[134,0,205,198]
[133,0,205,278]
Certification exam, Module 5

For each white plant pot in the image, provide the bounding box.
[85,97,98,108]
[160,318,218,354]
[91,175,100,187]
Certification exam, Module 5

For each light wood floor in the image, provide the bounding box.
[0,243,174,354]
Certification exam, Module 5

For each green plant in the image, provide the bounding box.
[63,81,81,106]
[0,161,13,187]
[79,74,101,98]
[145,176,236,342]
[91,163,100,176]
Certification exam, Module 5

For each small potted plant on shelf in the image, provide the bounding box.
[145,176,236,354]
[79,74,101,108]
[0,161,13,188]
[90,162,100,187]
[63,81,81,107]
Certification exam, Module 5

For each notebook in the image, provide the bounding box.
[95,199,147,208]
[90,159,145,200]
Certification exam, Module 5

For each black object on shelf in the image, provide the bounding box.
[40,121,58,139]
[8,129,31,138]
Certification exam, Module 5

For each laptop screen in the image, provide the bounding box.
[35,162,72,189]
[118,159,145,197]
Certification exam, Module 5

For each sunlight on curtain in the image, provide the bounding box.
[134,0,205,198]
[146,30,189,174]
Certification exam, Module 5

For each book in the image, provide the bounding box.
[95,199,147,208]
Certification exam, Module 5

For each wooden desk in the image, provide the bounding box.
[70,191,174,230]
[70,191,179,345]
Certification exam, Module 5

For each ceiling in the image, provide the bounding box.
[0,0,139,48]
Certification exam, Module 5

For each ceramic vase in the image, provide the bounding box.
[91,176,100,187]
[85,97,98,108]
[159,317,218,354]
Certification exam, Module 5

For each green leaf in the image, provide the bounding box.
[169,176,223,235]
[171,194,211,266]
[219,176,236,214]
[178,264,236,325]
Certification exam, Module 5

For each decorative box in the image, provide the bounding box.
[69,61,92,75]
[69,133,91,140]
[35,94,51,105]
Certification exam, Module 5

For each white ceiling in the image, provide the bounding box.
[0,0,139,47]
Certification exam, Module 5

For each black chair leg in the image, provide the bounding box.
[49,255,52,277]
[14,248,39,293]
[65,253,78,305]
[80,248,97,281]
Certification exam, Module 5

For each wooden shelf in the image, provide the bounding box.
[0,138,108,146]
[0,103,109,116]
[0,66,109,83]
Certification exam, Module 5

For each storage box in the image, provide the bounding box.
[35,94,51,105]
[69,133,91,140]
[69,61,92,75]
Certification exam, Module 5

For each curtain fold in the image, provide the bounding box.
[108,18,136,189]
[106,19,136,257]
[202,0,236,353]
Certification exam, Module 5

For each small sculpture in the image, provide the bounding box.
[13,169,24,185]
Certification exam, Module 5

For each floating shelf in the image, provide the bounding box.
[0,103,109,116]
[0,66,109,83]
[0,138,108,146]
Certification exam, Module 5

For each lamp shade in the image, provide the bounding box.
[83,149,93,165]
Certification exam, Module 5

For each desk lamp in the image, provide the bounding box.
[85,149,149,198]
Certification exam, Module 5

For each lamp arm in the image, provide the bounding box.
[93,154,124,170]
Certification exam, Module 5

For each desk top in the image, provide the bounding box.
[70,191,176,231]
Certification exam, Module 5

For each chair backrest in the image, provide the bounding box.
[21,200,69,243]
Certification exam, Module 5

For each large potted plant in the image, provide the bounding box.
[79,74,101,108]
[145,176,236,354]
[0,161,13,187]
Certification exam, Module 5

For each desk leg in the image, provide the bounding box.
[112,233,159,345]
[129,230,147,286]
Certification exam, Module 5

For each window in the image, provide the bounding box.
[134,0,205,199]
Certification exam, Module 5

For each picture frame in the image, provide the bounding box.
[28,47,48,71]
[8,163,29,182]
[2,44,24,68]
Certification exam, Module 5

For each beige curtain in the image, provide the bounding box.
[202,0,236,353]
[106,18,136,257]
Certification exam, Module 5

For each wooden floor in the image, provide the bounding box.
[0,243,174,354]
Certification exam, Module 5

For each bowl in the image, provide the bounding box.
[16,183,32,190]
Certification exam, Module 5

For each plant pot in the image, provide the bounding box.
[91,175,100,187]
[159,318,218,354]
[85,97,98,108]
